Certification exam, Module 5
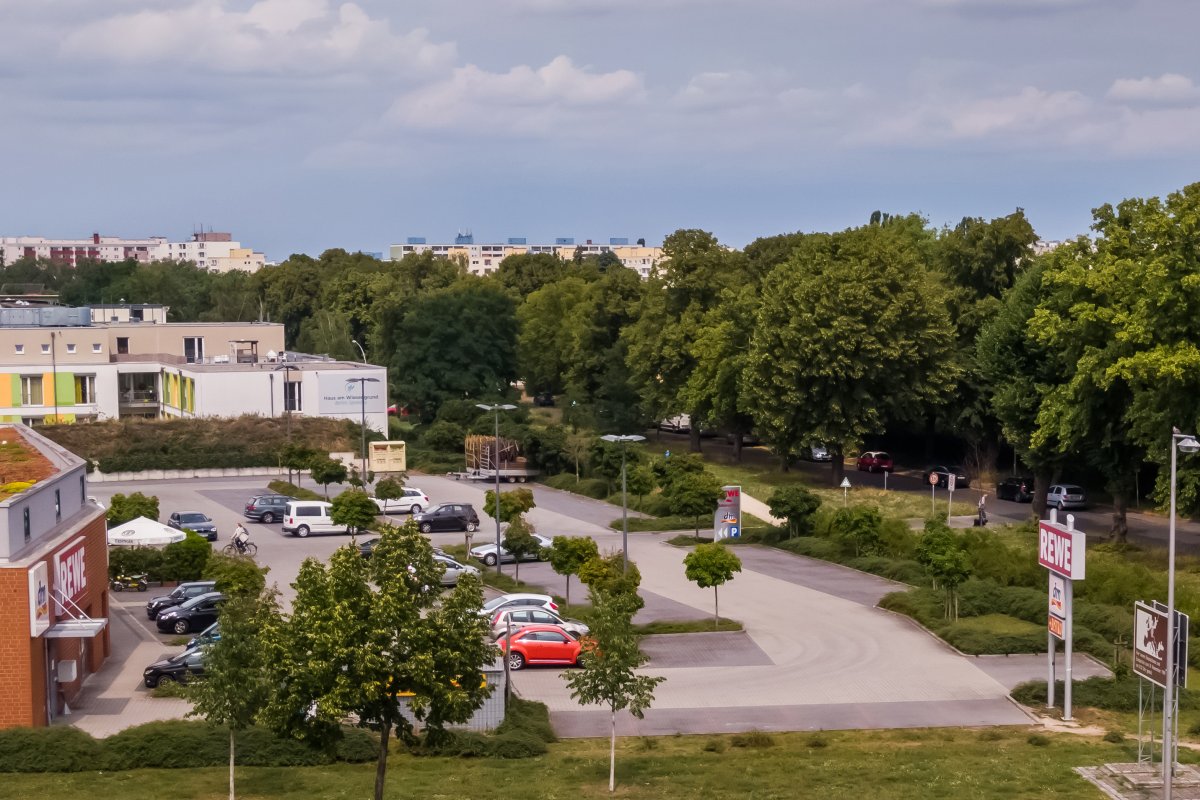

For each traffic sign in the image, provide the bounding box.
[947,474,957,492]
[928,472,938,486]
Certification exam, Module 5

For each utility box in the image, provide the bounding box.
[369,440,407,474]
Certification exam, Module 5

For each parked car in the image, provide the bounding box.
[470,533,553,567]
[372,488,430,515]
[924,465,970,489]
[725,432,762,447]
[167,511,218,541]
[244,494,293,523]
[496,624,583,670]
[997,476,1035,503]
[1046,484,1088,510]
[534,392,555,407]
[480,593,559,616]
[802,445,833,462]
[856,451,894,473]
[413,503,480,533]
[658,414,691,433]
[490,607,590,640]
[359,538,452,560]
[145,580,217,620]
[186,621,220,650]
[434,554,480,587]
[282,500,350,537]
[143,647,205,688]
[155,591,225,634]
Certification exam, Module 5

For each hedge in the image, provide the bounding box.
[1012,676,1200,713]
[411,697,555,759]
[0,721,377,773]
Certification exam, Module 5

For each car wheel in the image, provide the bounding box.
[1057,500,1066,511]
[144,675,160,688]
[410,505,422,514]
[296,525,310,538]
[261,512,275,524]
[173,620,191,634]
[508,652,525,671]
[483,553,498,567]
[466,522,478,532]
[420,522,432,533]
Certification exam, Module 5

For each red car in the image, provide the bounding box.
[496,624,582,670]
[856,451,894,473]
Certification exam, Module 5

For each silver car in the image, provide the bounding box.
[470,533,554,567]
[1046,484,1087,510]
[434,554,479,587]
[489,606,589,640]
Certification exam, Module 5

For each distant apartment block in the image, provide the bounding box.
[389,235,663,279]
[0,231,266,273]
[1032,240,1067,256]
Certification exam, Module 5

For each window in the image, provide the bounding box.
[79,475,85,501]
[74,375,96,404]
[13,344,22,355]
[66,343,76,354]
[21,376,42,405]
[22,508,29,543]
[40,343,49,354]
[283,380,302,412]
[92,343,102,353]
[183,336,204,363]
[116,337,129,355]
[54,490,61,523]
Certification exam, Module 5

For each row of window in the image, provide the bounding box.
[13,343,102,355]
[17,375,96,405]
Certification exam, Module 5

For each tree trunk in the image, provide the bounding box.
[733,434,743,463]
[1111,493,1129,544]
[694,514,700,538]
[713,586,719,630]
[1033,470,1051,519]
[565,575,571,607]
[515,558,521,582]
[374,720,392,800]
[229,727,235,800]
[831,451,845,486]
[689,426,701,453]
[609,708,617,793]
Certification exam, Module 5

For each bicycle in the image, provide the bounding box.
[222,541,258,557]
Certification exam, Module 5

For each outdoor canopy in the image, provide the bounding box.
[106,516,186,547]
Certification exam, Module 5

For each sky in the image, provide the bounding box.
[2,0,1199,260]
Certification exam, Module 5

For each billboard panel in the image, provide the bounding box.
[1134,602,1169,688]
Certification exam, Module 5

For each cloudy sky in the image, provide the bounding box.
[2,0,1198,259]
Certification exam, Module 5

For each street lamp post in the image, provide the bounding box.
[1164,430,1200,799]
[478,403,516,574]
[347,377,380,487]
[272,364,300,442]
[600,434,646,572]
[351,340,367,364]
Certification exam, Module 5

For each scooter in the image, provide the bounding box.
[110,573,150,592]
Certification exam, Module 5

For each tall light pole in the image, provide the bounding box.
[1164,429,1200,798]
[351,339,367,364]
[477,403,516,574]
[601,434,646,572]
[347,377,380,487]
[273,364,300,442]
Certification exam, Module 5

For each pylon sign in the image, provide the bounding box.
[714,485,741,541]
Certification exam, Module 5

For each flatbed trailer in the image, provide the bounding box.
[458,434,539,482]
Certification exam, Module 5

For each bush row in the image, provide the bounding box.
[1012,676,1200,713]
[413,697,556,759]
[97,449,278,473]
[267,479,322,501]
[0,721,377,773]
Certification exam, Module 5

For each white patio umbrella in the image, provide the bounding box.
[106,516,186,547]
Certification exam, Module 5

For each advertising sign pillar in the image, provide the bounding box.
[1038,509,1086,721]
[713,486,741,541]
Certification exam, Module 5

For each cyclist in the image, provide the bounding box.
[233,523,251,552]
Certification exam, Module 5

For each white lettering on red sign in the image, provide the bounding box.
[54,538,87,611]
[1038,522,1085,580]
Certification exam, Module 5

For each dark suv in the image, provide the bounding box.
[997,476,1034,503]
[412,503,480,533]
[168,511,218,541]
[244,494,293,523]
[146,580,217,620]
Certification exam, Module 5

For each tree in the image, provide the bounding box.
[187,591,278,800]
[661,469,723,537]
[743,223,957,483]
[309,456,348,499]
[589,439,631,494]
[420,420,466,453]
[563,590,663,793]
[517,277,591,396]
[914,519,972,619]
[683,543,742,629]
[493,252,569,298]
[767,486,822,538]
[578,552,643,610]
[260,525,494,800]
[330,489,379,535]
[830,506,883,557]
[625,464,656,511]
[295,308,357,361]
[501,515,540,582]
[106,491,159,525]
[160,531,211,582]
[546,535,599,606]
[564,433,591,480]
[202,553,268,600]
[373,477,404,520]
[279,443,317,486]
[482,486,536,524]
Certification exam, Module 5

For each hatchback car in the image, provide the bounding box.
[856,451,894,473]
[143,647,205,688]
[496,624,582,670]
[146,580,217,620]
[372,488,430,515]
[1046,484,1087,510]
[925,465,970,489]
[802,445,832,462]
[490,607,590,640]
[480,593,559,616]
[167,511,218,541]
[413,503,480,533]
[997,476,1035,503]
[434,554,480,587]
[155,591,225,634]
[244,494,293,523]
[470,533,553,567]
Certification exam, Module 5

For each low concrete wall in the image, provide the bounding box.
[89,466,290,483]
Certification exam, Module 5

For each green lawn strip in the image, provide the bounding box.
[635,617,742,634]
[267,479,321,501]
[612,512,773,534]
[0,728,1152,799]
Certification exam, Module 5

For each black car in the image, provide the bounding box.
[143,647,205,688]
[155,591,225,634]
[145,580,217,620]
[186,622,220,650]
[997,476,1035,503]
[924,465,971,490]
[168,511,218,541]
[413,503,480,533]
[244,494,293,523]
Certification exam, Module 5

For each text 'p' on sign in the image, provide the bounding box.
[1038,521,1086,581]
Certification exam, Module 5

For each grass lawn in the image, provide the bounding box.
[0,727,1150,800]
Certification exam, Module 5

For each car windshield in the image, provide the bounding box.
[178,594,212,610]
[483,595,532,612]
[180,514,209,523]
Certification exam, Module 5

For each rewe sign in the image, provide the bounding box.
[1038,521,1085,580]
[54,536,87,615]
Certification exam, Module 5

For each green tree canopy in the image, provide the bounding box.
[201,553,269,600]
[483,487,536,524]
[310,456,348,499]
[330,489,379,535]
[546,535,600,607]
[683,543,742,629]
[766,486,822,538]
[501,515,540,581]
[661,469,723,536]
[578,552,643,610]
[106,491,160,525]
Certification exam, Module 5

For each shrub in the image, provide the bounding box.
[336,727,381,763]
[496,696,556,743]
[1026,734,1050,747]
[703,738,727,753]
[485,730,549,759]
[1104,730,1126,744]
[267,480,321,501]
[805,734,829,748]
[108,546,164,580]
[730,730,776,748]
[0,726,103,772]
[103,720,228,769]
[159,531,211,582]
[422,421,466,454]
[1012,676,1200,713]
[977,729,1005,742]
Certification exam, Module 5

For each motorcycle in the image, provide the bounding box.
[110,572,150,592]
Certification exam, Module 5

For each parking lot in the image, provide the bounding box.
[72,473,1110,738]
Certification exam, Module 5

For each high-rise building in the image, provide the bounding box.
[0,232,266,273]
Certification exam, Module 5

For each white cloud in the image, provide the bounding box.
[1108,73,1199,105]
[385,55,646,135]
[61,0,456,76]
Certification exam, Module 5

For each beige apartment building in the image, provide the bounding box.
[389,237,663,278]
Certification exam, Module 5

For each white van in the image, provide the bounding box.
[282,500,350,538]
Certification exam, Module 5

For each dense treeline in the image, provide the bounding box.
[10,182,1200,535]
